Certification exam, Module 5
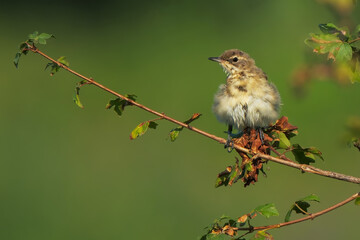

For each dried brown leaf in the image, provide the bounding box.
[237,214,248,223]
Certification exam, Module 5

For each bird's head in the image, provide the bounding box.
[209,49,255,77]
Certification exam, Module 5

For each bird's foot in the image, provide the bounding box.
[223,131,243,139]
[230,131,243,138]
[224,138,234,153]
[257,128,265,145]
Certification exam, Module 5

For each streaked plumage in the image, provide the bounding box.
[209,49,281,131]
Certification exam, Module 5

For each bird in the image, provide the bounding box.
[209,49,281,150]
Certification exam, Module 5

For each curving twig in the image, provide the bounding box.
[238,192,359,232]
[24,43,360,185]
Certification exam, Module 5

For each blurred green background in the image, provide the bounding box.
[1,0,360,239]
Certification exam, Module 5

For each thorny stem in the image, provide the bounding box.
[25,43,360,185]
[237,192,360,232]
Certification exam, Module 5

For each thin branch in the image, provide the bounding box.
[237,231,252,239]
[268,145,294,162]
[237,192,359,232]
[349,37,360,44]
[26,43,360,185]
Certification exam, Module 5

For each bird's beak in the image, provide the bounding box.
[208,57,222,63]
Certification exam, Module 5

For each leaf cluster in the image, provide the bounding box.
[128,113,202,141]
[45,56,70,76]
[73,80,88,109]
[106,94,137,116]
[305,23,360,83]
[201,194,323,240]
[130,120,158,140]
[169,113,201,141]
[201,203,279,240]
[284,194,320,222]
[14,31,55,68]
[215,117,323,188]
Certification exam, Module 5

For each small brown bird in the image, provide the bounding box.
[209,49,281,149]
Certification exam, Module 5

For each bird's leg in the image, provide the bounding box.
[225,125,234,152]
[230,131,243,138]
[257,127,265,145]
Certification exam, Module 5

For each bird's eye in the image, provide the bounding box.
[232,57,238,62]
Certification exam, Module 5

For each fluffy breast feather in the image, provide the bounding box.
[212,82,280,130]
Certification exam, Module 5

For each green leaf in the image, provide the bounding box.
[215,168,232,188]
[168,113,201,142]
[200,234,207,240]
[355,197,360,206]
[244,162,253,172]
[45,62,54,71]
[44,56,68,76]
[293,201,311,214]
[57,56,70,67]
[355,24,360,36]
[285,194,320,222]
[126,94,137,102]
[149,121,158,129]
[49,64,60,75]
[336,43,352,62]
[169,127,183,142]
[73,86,84,109]
[351,60,360,83]
[319,23,340,34]
[106,95,137,117]
[319,23,348,41]
[19,42,27,51]
[250,231,273,240]
[130,121,150,140]
[38,33,54,40]
[284,208,293,223]
[215,175,227,188]
[291,144,323,164]
[250,234,265,240]
[275,131,291,149]
[106,98,124,116]
[129,120,158,140]
[28,31,39,40]
[38,38,46,44]
[301,194,320,202]
[254,203,279,218]
[31,33,55,45]
[305,33,342,54]
[14,52,21,68]
[350,38,360,49]
[306,147,324,161]
[228,167,239,186]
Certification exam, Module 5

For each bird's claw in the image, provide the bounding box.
[257,128,265,145]
[224,138,234,153]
